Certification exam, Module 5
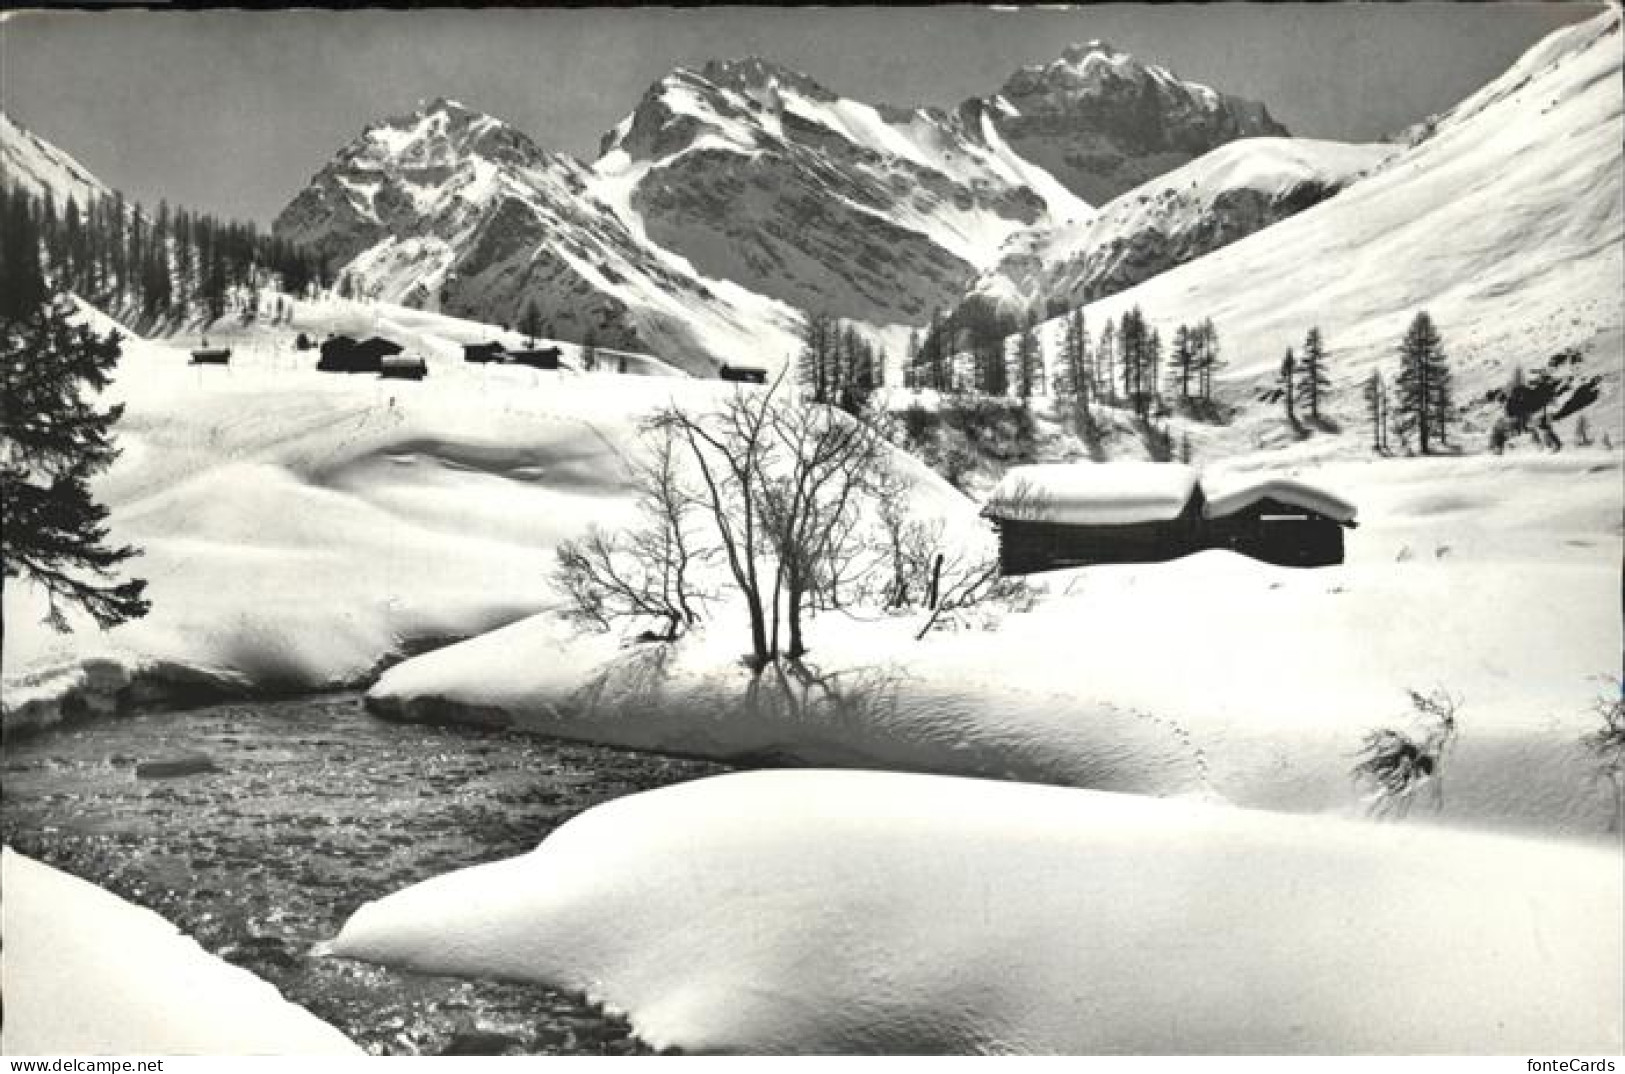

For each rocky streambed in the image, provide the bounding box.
[0,693,726,1055]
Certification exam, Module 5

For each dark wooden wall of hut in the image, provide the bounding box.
[1203,496,1348,567]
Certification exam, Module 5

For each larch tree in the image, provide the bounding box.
[1012,315,1041,400]
[1279,346,1298,427]
[1362,370,1389,453]
[519,299,544,347]
[1297,326,1332,424]
[1394,310,1454,454]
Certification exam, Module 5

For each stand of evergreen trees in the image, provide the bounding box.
[904,299,1225,421]
[797,311,884,415]
[2,186,329,326]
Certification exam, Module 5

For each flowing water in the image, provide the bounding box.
[0,693,726,1055]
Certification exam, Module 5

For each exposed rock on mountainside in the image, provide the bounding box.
[593,58,1082,326]
[988,40,1289,206]
[274,98,800,374]
[969,138,1394,319]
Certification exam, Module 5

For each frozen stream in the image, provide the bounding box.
[0,693,726,1055]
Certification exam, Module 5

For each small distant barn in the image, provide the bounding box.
[318,334,403,374]
[982,463,1206,575]
[379,354,429,381]
[719,363,768,384]
[190,346,232,365]
[1203,477,1358,568]
[508,345,562,370]
[463,341,507,364]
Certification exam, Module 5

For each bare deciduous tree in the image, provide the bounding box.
[554,423,710,641]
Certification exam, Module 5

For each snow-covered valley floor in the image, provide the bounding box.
[3,299,1620,1055]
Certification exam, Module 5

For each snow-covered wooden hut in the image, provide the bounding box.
[318,334,403,374]
[982,462,1206,575]
[509,345,562,370]
[719,363,768,384]
[379,353,429,381]
[1202,477,1358,567]
[462,341,506,364]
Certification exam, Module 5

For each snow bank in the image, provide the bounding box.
[0,308,692,725]
[983,462,1199,524]
[1,847,359,1055]
[328,769,1623,1055]
[369,453,1622,839]
[2,304,976,732]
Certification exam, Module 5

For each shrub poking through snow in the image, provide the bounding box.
[1579,678,1625,831]
[1351,688,1461,819]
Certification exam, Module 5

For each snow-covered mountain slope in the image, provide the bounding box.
[330,770,1621,1054]
[1025,9,1622,433]
[1,110,113,208]
[969,138,1395,318]
[592,59,1089,327]
[987,41,1290,206]
[273,98,801,375]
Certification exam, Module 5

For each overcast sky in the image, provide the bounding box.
[0,3,1604,226]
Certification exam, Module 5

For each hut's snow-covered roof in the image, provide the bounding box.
[1204,476,1358,524]
[984,463,1201,526]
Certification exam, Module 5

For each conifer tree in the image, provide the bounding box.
[1363,370,1388,453]
[1297,326,1331,424]
[1012,314,1041,400]
[519,299,543,346]
[1196,318,1223,405]
[1280,346,1297,426]
[1,214,149,630]
[1394,311,1453,454]
[1097,320,1117,404]
[1056,307,1091,406]
[582,328,599,372]
[1169,324,1196,404]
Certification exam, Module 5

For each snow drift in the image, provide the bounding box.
[2,847,359,1055]
[367,451,1622,840]
[327,768,1623,1054]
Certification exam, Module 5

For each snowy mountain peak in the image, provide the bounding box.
[0,110,113,208]
[989,42,1289,204]
[590,54,1093,324]
[693,56,835,101]
[351,98,553,174]
[1059,39,1127,63]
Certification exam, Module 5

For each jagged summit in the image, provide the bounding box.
[989,40,1288,204]
[692,56,835,100]
[1059,39,1127,62]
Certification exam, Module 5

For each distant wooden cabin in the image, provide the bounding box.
[1203,478,1357,568]
[508,346,562,370]
[983,463,1356,574]
[190,346,232,365]
[379,354,429,381]
[983,463,1206,575]
[463,341,507,364]
[317,334,403,374]
[718,363,768,385]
